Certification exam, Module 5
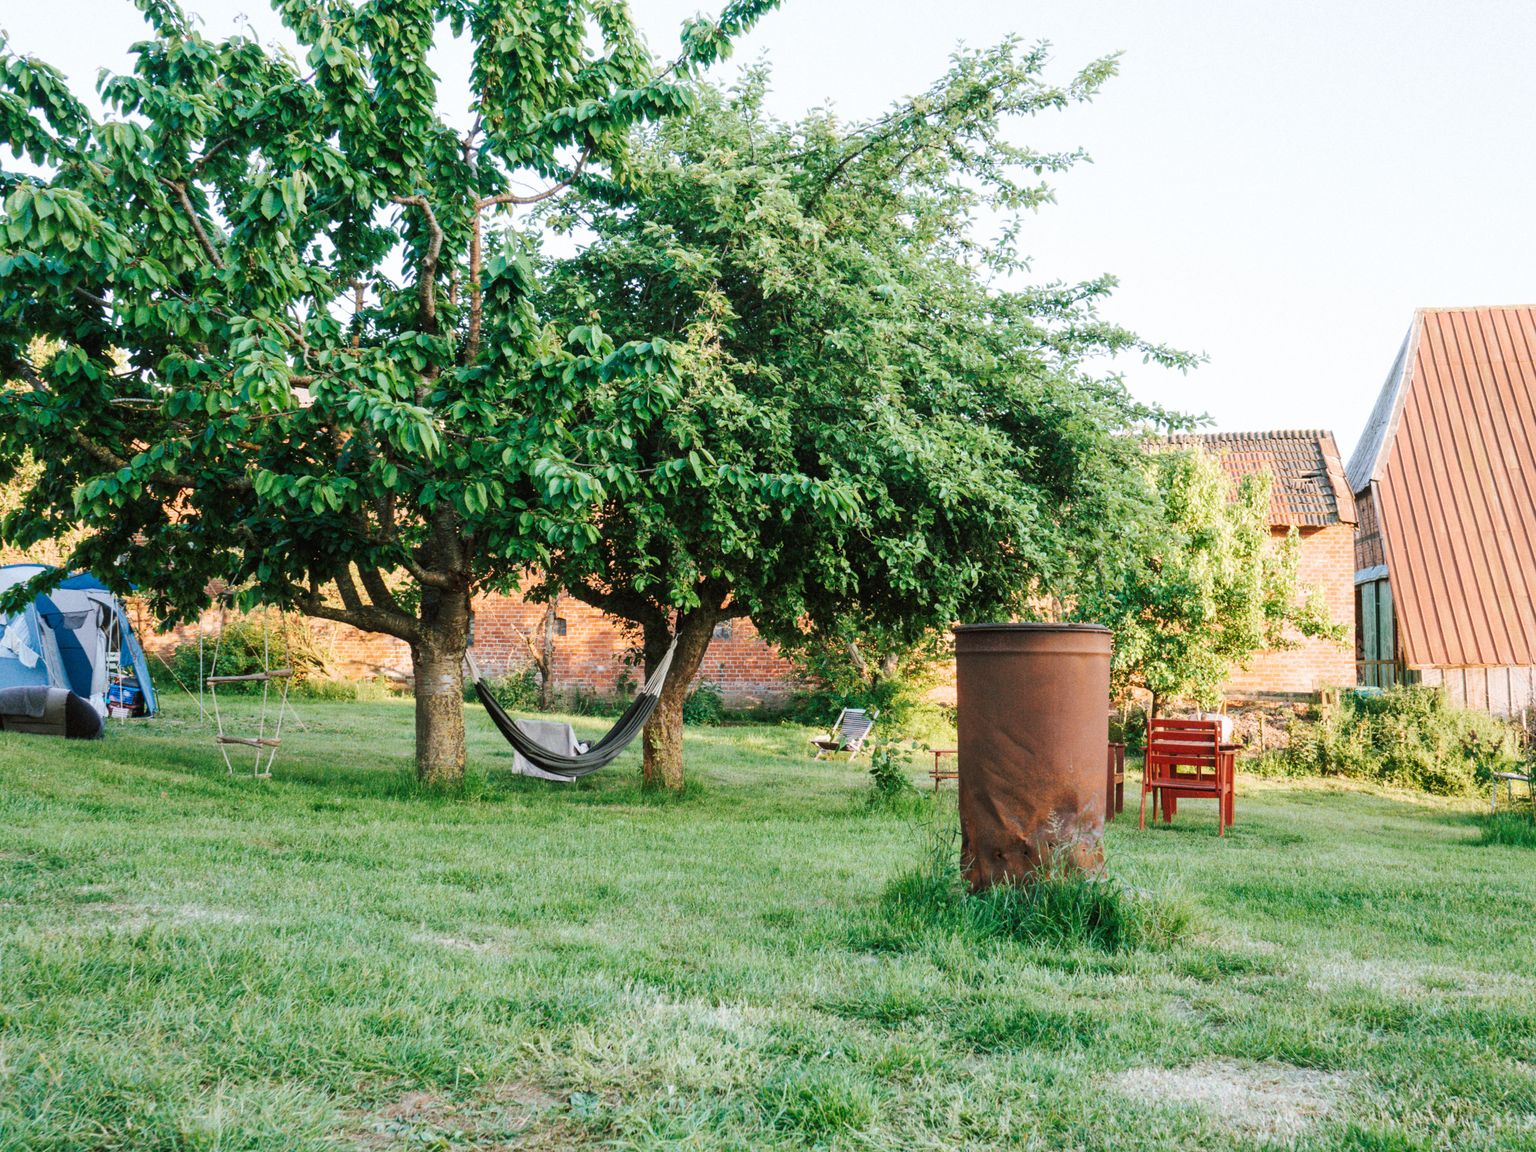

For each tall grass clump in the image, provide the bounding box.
[863,745,928,815]
[877,828,1189,952]
[1479,809,1536,848]
[1279,686,1523,796]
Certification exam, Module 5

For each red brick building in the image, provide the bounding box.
[1172,430,1359,699]
[1350,305,1536,715]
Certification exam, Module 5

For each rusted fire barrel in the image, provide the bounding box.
[953,622,1112,891]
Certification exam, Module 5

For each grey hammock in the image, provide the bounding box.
[465,639,677,778]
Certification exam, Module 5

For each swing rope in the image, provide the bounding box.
[207,602,294,778]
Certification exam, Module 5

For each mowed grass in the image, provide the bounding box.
[3,699,1536,1150]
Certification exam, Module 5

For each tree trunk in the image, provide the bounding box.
[411,583,472,787]
[846,640,870,683]
[640,607,721,791]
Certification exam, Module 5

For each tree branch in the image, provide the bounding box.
[466,208,484,361]
[358,564,401,615]
[350,280,366,349]
[334,563,367,615]
[367,485,457,591]
[403,555,457,591]
[300,568,420,641]
[290,578,420,644]
[475,146,591,209]
[162,178,226,270]
[568,579,667,633]
[390,195,444,330]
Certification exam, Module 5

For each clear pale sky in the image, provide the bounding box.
[7,0,1536,454]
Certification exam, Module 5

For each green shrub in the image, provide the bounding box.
[682,682,725,726]
[483,666,541,711]
[863,744,929,814]
[165,615,331,695]
[563,687,625,718]
[295,677,356,702]
[1280,686,1523,796]
[787,675,934,738]
[1111,704,1149,751]
[781,637,954,743]
[878,828,1189,953]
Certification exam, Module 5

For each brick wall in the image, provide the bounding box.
[464,595,798,703]
[138,592,800,706]
[1222,523,1356,697]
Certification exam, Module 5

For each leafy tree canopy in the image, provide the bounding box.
[0,0,776,782]
[1080,446,1344,715]
[538,53,1194,786]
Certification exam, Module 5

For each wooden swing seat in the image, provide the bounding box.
[206,669,293,685]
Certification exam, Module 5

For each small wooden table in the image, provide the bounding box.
[1491,770,1534,813]
[930,748,958,790]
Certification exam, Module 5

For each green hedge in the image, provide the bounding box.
[1275,686,1523,796]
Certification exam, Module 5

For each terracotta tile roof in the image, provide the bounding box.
[1348,305,1536,669]
[1169,430,1357,528]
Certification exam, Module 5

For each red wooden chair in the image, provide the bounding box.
[1140,718,1235,835]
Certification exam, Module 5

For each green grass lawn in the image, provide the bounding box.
[3,698,1535,1150]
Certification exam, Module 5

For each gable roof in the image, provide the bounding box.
[1169,430,1357,528]
[1351,305,1536,668]
[1346,327,1417,492]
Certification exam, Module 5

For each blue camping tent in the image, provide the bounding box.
[0,566,158,718]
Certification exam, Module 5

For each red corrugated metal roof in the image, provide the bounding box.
[1169,430,1357,527]
[1349,306,1536,668]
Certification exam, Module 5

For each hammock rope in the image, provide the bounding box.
[465,637,678,778]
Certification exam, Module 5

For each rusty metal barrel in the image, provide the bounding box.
[953,623,1112,891]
